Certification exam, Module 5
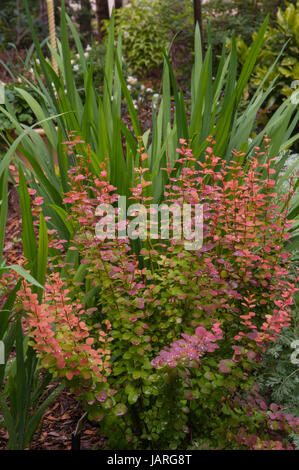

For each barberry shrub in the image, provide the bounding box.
[20,136,299,449]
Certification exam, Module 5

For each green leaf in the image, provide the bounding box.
[0,266,43,289]
[115,54,141,138]
[37,212,48,296]
[114,403,128,416]
[0,168,8,263]
[25,384,64,447]
[18,165,38,277]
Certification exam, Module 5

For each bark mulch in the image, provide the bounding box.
[0,388,105,450]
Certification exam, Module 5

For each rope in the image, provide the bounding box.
[46,0,59,75]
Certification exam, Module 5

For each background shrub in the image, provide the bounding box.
[111,0,170,76]
[233,1,299,106]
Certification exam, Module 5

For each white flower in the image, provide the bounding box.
[127,84,132,91]
[71,59,75,65]
[140,84,145,91]
[73,64,79,72]
[153,93,159,100]
[36,58,40,64]
[123,31,129,39]
[127,76,138,85]
[84,52,89,58]
[86,44,92,51]
[29,67,34,74]
[146,88,153,93]
[76,53,80,59]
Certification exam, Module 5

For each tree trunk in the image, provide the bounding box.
[39,0,48,23]
[193,0,204,48]
[95,0,110,41]
[115,0,122,8]
[78,0,93,44]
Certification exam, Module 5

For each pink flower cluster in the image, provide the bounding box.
[151,323,223,368]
